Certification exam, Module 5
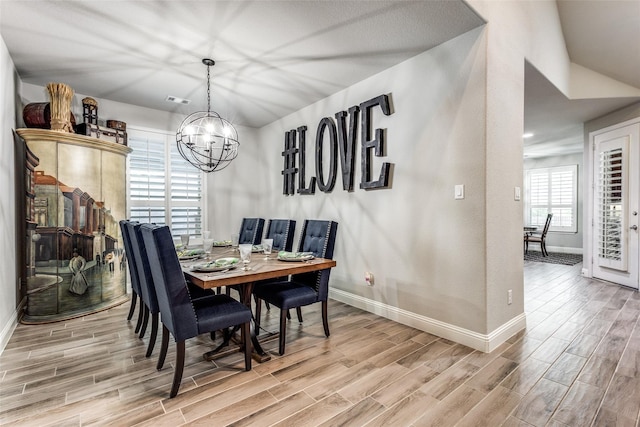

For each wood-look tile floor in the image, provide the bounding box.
[1,261,639,426]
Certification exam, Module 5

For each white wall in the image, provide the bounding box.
[524,152,584,253]
[254,27,492,344]
[0,35,19,352]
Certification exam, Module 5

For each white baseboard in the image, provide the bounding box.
[329,289,526,353]
[546,246,583,255]
[0,307,21,356]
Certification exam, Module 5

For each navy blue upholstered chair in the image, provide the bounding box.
[238,218,265,245]
[265,219,296,251]
[253,220,338,355]
[257,219,297,311]
[119,220,144,332]
[229,219,297,303]
[126,222,217,357]
[125,221,161,357]
[140,223,252,398]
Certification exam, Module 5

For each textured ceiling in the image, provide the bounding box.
[0,0,485,128]
[557,0,640,89]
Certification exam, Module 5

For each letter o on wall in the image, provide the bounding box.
[315,117,338,192]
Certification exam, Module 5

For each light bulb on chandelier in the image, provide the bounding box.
[176,58,239,172]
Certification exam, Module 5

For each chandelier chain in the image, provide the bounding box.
[206,63,211,114]
[176,57,239,173]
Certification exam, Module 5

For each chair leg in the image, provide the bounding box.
[134,301,144,333]
[322,301,330,337]
[242,321,252,371]
[296,307,303,323]
[157,325,170,371]
[139,305,149,338]
[145,312,158,358]
[254,296,262,336]
[170,341,186,398]
[127,292,137,321]
[265,302,271,311]
[279,309,288,355]
[286,310,291,320]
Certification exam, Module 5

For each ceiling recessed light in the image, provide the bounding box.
[523,133,534,139]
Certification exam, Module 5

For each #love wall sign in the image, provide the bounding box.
[282,94,394,195]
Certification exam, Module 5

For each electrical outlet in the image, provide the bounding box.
[508,289,513,305]
[365,272,374,286]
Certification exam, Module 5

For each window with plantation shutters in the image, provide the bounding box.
[127,128,203,238]
[525,165,577,233]
[596,143,626,270]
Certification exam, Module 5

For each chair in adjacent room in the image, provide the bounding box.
[253,220,338,355]
[140,223,252,398]
[525,213,553,256]
[238,217,265,245]
[119,220,144,332]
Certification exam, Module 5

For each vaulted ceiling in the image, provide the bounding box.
[1,0,639,157]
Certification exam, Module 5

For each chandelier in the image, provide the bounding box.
[176,58,239,172]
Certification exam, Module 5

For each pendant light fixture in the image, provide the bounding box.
[176,58,239,172]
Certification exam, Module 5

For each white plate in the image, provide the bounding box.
[179,254,202,261]
[252,245,264,253]
[277,254,315,262]
[191,257,240,272]
[213,240,232,247]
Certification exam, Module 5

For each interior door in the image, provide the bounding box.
[592,122,639,289]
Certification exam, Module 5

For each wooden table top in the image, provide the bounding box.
[182,246,337,289]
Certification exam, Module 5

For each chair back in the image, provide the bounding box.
[140,223,199,341]
[292,220,338,301]
[541,213,553,236]
[265,219,296,251]
[238,218,265,244]
[119,220,141,296]
[125,222,159,314]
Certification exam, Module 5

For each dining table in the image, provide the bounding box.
[181,245,337,362]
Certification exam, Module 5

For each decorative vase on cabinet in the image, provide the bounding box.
[17,128,132,323]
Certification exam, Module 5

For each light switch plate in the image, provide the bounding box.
[454,184,464,200]
[514,186,521,201]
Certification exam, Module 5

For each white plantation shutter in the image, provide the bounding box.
[525,165,577,232]
[169,143,202,236]
[596,142,627,270]
[128,128,203,237]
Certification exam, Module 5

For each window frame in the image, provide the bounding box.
[524,164,578,233]
[126,126,206,238]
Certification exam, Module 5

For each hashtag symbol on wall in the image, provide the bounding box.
[282,130,299,195]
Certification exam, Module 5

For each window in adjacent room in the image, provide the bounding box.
[524,165,578,233]
[127,127,203,237]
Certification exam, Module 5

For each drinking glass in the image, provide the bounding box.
[262,238,273,260]
[180,234,190,249]
[239,244,252,270]
[203,238,214,260]
[202,230,211,240]
[231,233,240,252]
